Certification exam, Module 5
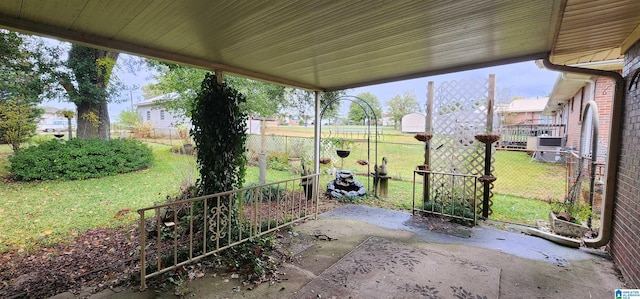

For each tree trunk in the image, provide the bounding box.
[63,45,119,140]
[76,101,110,140]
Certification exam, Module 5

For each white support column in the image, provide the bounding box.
[313,91,321,218]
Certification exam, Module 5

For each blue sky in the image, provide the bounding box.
[46,58,560,121]
[351,60,557,106]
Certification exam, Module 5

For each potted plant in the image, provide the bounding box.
[548,199,592,238]
[328,137,353,158]
[176,124,194,155]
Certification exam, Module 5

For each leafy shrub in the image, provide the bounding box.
[9,138,153,181]
[133,121,153,138]
[242,182,286,204]
[266,152,289,171]
[28,134,55,146]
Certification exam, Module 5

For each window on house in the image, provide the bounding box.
[146,111,150,121]
[160,110,165,120]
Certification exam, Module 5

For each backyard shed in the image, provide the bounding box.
[401,113,425,133]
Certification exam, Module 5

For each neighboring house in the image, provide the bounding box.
[37,106,76,133]
[401,113,425,133]
[135,93,262,136]
[495,98,559,149]
[542,60,621,161]
[381,113,394,127]
[135,93,188,137]
[496,97,550,126]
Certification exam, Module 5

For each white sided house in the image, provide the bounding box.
[135,93,189,138]
[134,93,261,137]
[37,106,76,133]
[401,113,425,133]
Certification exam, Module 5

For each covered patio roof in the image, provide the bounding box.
[1,0,639,91]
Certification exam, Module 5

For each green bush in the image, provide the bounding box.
[28,134,55,146]
[242,182,286,204]
[9,138,153,181]
[266,152,289,171]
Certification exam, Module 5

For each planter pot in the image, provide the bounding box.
[182,143,194,155]
[288,157,302,168]
[416,164,429,176]
[548,211,588,238]
[336,150,350,158]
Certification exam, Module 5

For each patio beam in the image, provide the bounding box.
[0,14,323,92]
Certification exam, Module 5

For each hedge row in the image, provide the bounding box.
[9,138,153,181]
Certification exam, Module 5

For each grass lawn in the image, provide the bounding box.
[0,144,193,252]
[490,193,550,226]
[493,150,567,201]
[0,143,315,253]
[0,131,564,253]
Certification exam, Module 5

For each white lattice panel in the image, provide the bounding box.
[429,78,496,215]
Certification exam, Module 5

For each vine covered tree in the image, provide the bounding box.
[387,90,421,129]
[348,92,382,125]
[191,73,248,196]
[59,45,121,139]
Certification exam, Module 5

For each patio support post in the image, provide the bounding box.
[422,82,434,209]
[313,91,321,219]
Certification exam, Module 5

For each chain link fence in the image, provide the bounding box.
[119,127,580,223]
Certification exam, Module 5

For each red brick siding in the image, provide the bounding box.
[565,91,583,149]
[563,77,614,161]
[612,39,640,288]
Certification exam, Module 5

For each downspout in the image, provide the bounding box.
[542,57,624,248]
[557,74,596,227]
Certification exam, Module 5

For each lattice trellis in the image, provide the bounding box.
[430,78,496,216]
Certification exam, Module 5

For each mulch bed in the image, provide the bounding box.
[0,226,142,298]
[0,197,342,298]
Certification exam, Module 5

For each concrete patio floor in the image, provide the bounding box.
[64,204,626,299]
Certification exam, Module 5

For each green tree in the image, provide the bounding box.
[348,92,382,125]
[0,97,40,151]
[387,91,421,129]
[1,30,60,101]
[59,44,121,140]
[116,110,139,127]
[287,89,345,124]
[0,30,60,150]
[146,63,286,117]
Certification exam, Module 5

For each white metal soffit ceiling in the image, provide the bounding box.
[0,0,639,91]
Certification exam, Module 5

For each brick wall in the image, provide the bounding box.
[611,39,640,288]
[563,77,614,153]
[565,90,584,148]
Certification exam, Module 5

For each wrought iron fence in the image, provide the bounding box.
[136,174,319,290]
[412,170,479,225]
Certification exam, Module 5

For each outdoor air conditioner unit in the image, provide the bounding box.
[534,136,566,163]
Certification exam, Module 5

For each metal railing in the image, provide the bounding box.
[497,124,565,149]
[136,174,319,290]
[412,170,479,225]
